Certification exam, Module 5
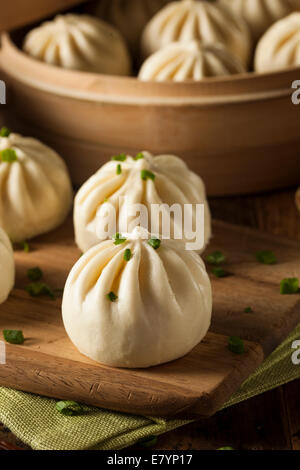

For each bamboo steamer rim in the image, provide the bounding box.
[1,32,298,106]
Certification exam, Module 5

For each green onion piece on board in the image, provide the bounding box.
[3,329,24,345]
[256,250,277,265]
[23,241,30,253]
[228,336,244,355]
[27,267,43,282]
[212,267,229,278]
[280,278,299,295]
[244,307,253,313]
[12,241,30,252]
[1,148,18,163]
[26,282,55,300]
[0,127,11,137]
[206,251,226,265]
[56,401,83,416]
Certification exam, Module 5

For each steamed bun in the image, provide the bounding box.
[139,41,246,81]
[87,0,170,53]
[74,151,211,253]
[62,227,212,368]
[141,0,252,65]
[23,14,131,76]
[255,13,300,72]
[220,0,300,41]
[296,187,300,211]
[0,227,14,304]
[0,131,73,242]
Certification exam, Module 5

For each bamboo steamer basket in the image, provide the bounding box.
[1,4,300,195]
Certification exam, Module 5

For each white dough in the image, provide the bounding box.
[0,227,14,304]
[255,12,300,72]
[220,0,300,41]
[23,14,131,75]
[74,151,211,253]
[0,132,73,242]
[62,227,212,368]
[141,0,252,65]
[139,41,245,81]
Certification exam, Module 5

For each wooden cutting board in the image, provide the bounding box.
[0,217,299,418]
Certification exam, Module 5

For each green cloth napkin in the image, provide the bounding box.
[1,323,300,450]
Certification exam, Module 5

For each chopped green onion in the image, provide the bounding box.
[124,248,132,262]
[141,169,155,181]
[135,152,144,160]
[244,306,253,313]
[1,148,18,163]
[218,447,234,450]
[111,153,126,162]
[148,238,161,250]
[106,291,118,302]
[0,127,11,137]
[206,250,226,265]
[3,329,24,345]
[23,241,30,253]
[116,164,122,175]
[13,240,30,252]
[26,282,55,300]
[280,278,299,295]
[138,435,158,448]
[228,336,244,355]
[103,198,109,203]
[113,233,127,245]
[212,267,229,278]
[256,250,277,265]
[27,267,43,282]
[56,401,83,416]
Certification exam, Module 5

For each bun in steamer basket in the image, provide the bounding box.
[220,0,300,41]
[139,40,246,81]
[23,14,131,75]
[62,227,212,368]
[74,151,211,254]
[0,227,14,304]
[296,187,300,211]
[0,131,73,242]
[255,13,300,72]
[87,0,170,53]
[141,0,252,65]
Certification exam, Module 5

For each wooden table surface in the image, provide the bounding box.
[1,187,300,451]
